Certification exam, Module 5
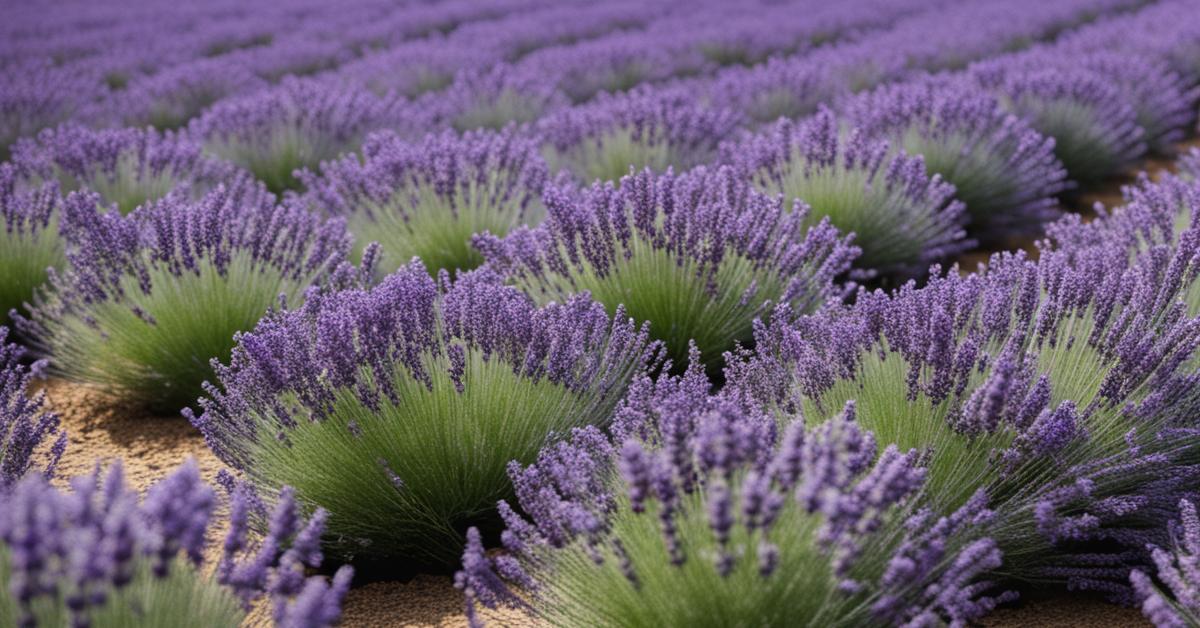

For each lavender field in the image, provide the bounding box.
[3,0,1200,626]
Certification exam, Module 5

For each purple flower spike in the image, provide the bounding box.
[459,361,1010,627]
[0,326,64,490]
[1131,500,1200,627]
[732,107,972,276]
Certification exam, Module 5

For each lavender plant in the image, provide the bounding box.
[191,79,399,194]
[733,108,971,277]
[0,327,64,491]
[1,165,63,328]
[11,125,241,215]
[434,66,566,133]
[474,166,858,372]
[458,362,1014,627]
[972,62,1146,184]
[298,128,547,276]
[21,185,356,414]
[0,460,352,627]
[846,79,1068,240]
[727,243,1200,594]
[190,262,658,567]
[1131,500,1200,627]
[538,88,742,184]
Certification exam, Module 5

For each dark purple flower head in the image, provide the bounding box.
[537,86,743,183]
[844,77,1067,239]
[460,365,1010,626]
[190,78,406,193]
[731,107,971,276]
[0,326,64,490]
[476,165,857,370]
[297,126,548,275]
[11,124,241,215]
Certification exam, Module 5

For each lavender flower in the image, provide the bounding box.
[0,327,64,491]
[732,107,972,277]
[191,78,403,193]
[0,460,350,627]
[1131,500,1200,627]
[297,127,547,275]
[0,62,99,162]
[459,364,1012,626]
[538,87,743,184]
[475,166,858,372]
[190,261,658,567]
[21,184,356,413]
[429,65,567,133]
[845,78,1067,240]
[113,59,267,130]
[11,125,242,215]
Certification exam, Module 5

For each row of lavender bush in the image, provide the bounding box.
[3,0,1200,625]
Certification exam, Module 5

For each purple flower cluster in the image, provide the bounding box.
[475,166,858,369]
[845,78,1067,239]
[0,460,351,627]
[0,327,64,490]
[537,86,743,183]
[11,125,242,215]
[298,127,548,275]
[458,361,1013,626]
[1131,500,1200,627]
[731,108,971,276]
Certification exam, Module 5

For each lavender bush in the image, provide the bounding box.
[298,128,547,276]
[0,460,352,627]
[11,125,241,215]
[458,360,1014,627]
[846,79,1067,240]
[733,108,971,277]
[22,185,357,414]
[538,88,742,184]
[0,327,64,491]
[475,166,858,373]
[191,79,400,194]
[190,262,658,567]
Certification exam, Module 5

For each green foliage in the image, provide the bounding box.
[547,128,674,184]
[206,127,327,194]
[51,155,180,215]
[0,224,63,328]
[453,90,543,133]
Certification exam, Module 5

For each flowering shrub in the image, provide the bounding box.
[190,262,659,567]
[22,185,357,413]
[1131,500,1200,627]
[0,165,63,328]
[11,125,241,215]
[299,127,548,276]
[0,460,352,627]
[476,166,858,373]
[458,360,1014,627]
[733,108,971,276]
